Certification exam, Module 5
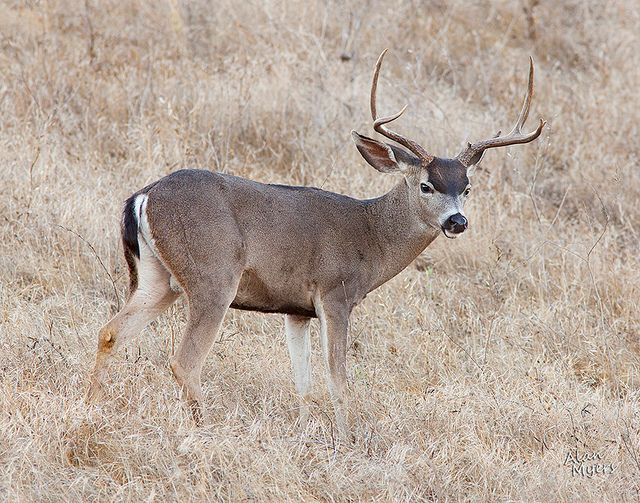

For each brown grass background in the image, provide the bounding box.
[1,0,639,501]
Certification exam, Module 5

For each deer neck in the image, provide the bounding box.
[365,180,440,291]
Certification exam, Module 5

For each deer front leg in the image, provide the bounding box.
[315,295,351,441]
[285,314,312,425]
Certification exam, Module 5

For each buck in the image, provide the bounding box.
[88,50,545,438]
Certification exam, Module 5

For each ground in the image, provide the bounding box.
[1,1,639,501]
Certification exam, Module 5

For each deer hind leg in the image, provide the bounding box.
[87,239,179,401]
[169,273,241,425]
[315,295,351,441]
[285,314,312,425]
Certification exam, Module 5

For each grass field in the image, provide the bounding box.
[1,0,639,500]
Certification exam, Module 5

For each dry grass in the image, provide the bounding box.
[1,0,639,500]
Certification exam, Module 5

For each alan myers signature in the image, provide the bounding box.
[564,450,617,477]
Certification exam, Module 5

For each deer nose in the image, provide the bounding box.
[447,213,468,233]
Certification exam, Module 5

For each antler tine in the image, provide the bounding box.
[370,49,387,122]
[373,105,407,128]
[457,57,546,167]
[370,50,434,164]
[515,56,535,131]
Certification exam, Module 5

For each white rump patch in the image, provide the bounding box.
[134,193,183,294]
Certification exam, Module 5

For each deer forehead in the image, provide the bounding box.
[424,158,469,195]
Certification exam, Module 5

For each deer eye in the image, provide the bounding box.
[463,187,471,197]
[420,183,434,194]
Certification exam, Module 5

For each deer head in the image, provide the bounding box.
[352,50,546,239]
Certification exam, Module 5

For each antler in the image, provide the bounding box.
[457,57,546,167]
[370,49,434,164]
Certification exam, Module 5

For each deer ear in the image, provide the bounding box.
[351,131,401,173]
[465,150,485,177]
[466,149,485,168]
[461,130,500,174]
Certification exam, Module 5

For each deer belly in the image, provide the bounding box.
[230,268,316,318]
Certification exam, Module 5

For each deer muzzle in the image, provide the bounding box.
[442,213,468,238]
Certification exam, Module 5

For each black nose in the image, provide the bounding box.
[447,213,468,233]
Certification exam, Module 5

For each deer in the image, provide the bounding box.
[87,50,545,439]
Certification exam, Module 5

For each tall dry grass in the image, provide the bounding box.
[1,0,639,501]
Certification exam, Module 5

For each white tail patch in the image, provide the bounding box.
[136,194,154,252]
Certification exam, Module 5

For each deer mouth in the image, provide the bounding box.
[442,227,458,239]
[441,226,466,239]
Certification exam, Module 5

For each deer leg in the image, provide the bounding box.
[315,296,351,441]
[88,240,179,401]
[284,314,312,425]
[169,274,240,425]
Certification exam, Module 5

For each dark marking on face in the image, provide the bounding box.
[425,158,469,195]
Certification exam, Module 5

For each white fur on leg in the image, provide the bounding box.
[285,314,312,423]
[136,239,173,301]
